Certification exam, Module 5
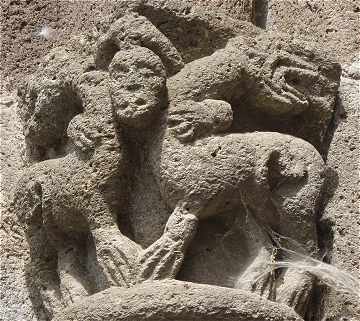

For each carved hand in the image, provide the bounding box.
[136,205,198,283]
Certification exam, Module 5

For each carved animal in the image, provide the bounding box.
[156,101,325,315]
[14,71,130,316]
[13,68,197,319]
[13,13,191,320]
[110,40,340,316]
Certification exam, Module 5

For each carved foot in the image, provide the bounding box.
[33,268,67,319]
[235,246,276,300]
[277,269,314,317]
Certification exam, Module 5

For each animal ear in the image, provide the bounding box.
[67,115,94,152]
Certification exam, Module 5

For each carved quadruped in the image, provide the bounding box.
[13,1,341,320]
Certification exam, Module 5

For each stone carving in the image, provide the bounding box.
[13,2,341,321]
[13,62,197,319]
[54,280,303,321]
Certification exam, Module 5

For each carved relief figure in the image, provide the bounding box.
[113,41,338,315]
[13,4,341,321]
[13,47,196,319]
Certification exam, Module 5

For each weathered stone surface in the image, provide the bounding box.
[0,0,255,91]
[0,91,34,321]
[267,2,360,320]
[320,65,360,321]
[267,0,359,65]
[0,92,25,206]
[54,280,303,321]
[1,1,358,321]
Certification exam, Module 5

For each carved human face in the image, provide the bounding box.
[109,47,166,128]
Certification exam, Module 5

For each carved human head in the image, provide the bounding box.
[167,99,233,142]
[108,46,167,128]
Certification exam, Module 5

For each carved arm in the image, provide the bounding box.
[137,205,198,283]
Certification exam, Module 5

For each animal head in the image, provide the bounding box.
[108,46,167,128]
[67,71,117,153]
[228,34,341,118]
[167,99,233,143]
[17,78,82,162]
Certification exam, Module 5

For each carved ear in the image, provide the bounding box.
[67,115,94,152]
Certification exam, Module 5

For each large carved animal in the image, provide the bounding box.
[156,100,324,315]
[110,40,340,316]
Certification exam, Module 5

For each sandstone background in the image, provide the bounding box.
[1,1,359,320]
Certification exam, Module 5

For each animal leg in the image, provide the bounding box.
[27,227,66,318]
[234,205,277,300]
[236,246,276,299]
[56,240,93,305]
[267,139,325,316]
[41,208,92,307]
[14,179,65,318]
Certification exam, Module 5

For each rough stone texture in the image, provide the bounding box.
[53,280,303,321]
[320,65,360,321]
[0,0,255,91]
[0,0,113,91]
[267,2,360,320]
[0,92,35,321]
[267,0,359,64]
[0,93,25,207]
[198,0,253,21]
[1,1,359,321]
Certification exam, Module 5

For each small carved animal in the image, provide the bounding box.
[13,69,197,319]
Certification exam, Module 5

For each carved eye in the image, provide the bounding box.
[285,73,300,86]
[126,84,142,91]
[134,98,146,106]
[112,64,129,75]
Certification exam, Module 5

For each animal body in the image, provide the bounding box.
[108,40,339,315]
[13,69,197,318]
[145,98,325,315]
